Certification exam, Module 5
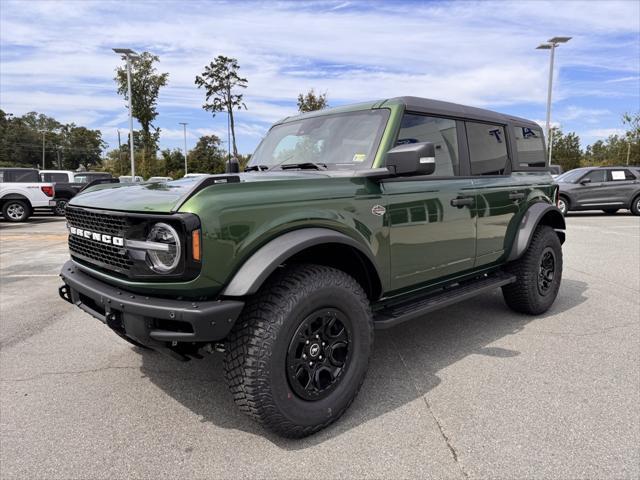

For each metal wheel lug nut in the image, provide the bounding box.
[302,354,307,359]
[309,362,313,366]
[319,355,323,360]
[315,334,319,339]
[305,340,309,344]
[322,342,325,346]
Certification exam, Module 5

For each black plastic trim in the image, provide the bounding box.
[507,202,566,262]
[171,174,241,212]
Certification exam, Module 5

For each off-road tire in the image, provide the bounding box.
[224,264,373,438]
[502,225,562,315]
[602,208,619,214]
[2,200,31,222]
[631,195,640,216]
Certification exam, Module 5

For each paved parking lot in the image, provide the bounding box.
[1,213,638,479]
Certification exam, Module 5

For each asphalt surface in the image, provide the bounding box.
[1,212,638,479]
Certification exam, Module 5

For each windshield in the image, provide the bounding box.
[249,109,389,170]
[555,169,586,183]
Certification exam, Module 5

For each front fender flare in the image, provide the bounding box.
[222,228,380,297]
[507,203,566,262]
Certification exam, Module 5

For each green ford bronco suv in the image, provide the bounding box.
[59,97,565,437]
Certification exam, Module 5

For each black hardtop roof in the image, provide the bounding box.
[388,96,539,128]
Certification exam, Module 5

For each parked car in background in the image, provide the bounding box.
[147,176,173,182]
[74,172,113,184]
[549,164,563,178]
[0,168,55,222]
[40,170,83,215]
[119,175,145,183]
[40,170,114,215]
[556,166,640,215]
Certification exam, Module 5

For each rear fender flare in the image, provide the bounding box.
[222,228,380,297]
[507,203,566,262]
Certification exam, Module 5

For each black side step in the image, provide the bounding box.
[373,271,516,329]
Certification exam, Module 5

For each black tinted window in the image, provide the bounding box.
[467,122,508,175]
[42,173,69,182]
[7,170,39,182]
[582,170,606,183]
[396,114,459,176]
[607,169,636,181]
[514,126,545,168]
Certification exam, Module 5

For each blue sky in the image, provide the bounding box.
[1,0,639,155]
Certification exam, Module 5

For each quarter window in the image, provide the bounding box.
[396,114,459,176]
[514,125,545,168]
[467,122,509,175]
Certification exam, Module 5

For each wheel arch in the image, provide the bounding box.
[507,202,566,262]
[222,228,383,300]
[0,194,32,207]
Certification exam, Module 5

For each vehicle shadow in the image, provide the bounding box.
[138,278,588,449]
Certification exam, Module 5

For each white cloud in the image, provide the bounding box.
[1,0,638,152]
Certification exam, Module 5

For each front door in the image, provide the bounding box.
[573,169,608,208]
[384,113,476,291]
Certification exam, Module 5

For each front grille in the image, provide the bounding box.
[66,207,133,274]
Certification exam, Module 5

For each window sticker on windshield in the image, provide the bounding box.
[352,153,366,163]
[611,171,625,180]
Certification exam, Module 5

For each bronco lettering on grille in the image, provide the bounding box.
[69,226,124,246]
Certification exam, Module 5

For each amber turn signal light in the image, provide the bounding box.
[192,229,201,262]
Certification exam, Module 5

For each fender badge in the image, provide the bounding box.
[371,205,386,216]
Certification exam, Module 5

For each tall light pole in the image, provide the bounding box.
[113,48,139,178]
[40,130,46,169]
[536,36,571,165]
[179,122,188,175]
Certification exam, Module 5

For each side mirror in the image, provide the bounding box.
[385,142,436,177]
[579,178,591,185]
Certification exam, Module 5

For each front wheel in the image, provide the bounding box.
[2,200,31,222]
[502,225,563,315]
[224,264,373,438]
[53,198,69,216]
[557,196,569,215]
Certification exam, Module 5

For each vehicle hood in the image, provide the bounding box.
[68,171,333,213]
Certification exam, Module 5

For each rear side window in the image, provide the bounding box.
[466,122,509,175]
[7,170,39,182]
[396,114,459,176]
[607,169,636,181]
[514,126,545,168]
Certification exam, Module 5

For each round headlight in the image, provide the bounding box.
[146,222,181,273]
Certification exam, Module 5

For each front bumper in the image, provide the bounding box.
[59,260,244,355]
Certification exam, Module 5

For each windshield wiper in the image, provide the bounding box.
[280,162,328,171]
[244,165,269,172]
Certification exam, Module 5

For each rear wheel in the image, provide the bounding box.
[602,208,619,214]
[631,195,640,216]
[2,200,31,222]
[224,264,373,438]
[502,225,563,315]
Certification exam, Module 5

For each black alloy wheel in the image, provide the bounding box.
[537,247,556,296]
[286,308,351,401]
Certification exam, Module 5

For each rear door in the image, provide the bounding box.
[383,113,477,291]
[466,121,528,266]
[603,168,639,207]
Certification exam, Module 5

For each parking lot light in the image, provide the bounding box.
[536,36,571,166]
[113,48,139,179]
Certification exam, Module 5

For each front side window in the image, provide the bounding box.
[467,122,509,175]
[581,169,606,183]
[249,110,389,170]
[396,114,459,176]
[514,125,545,168]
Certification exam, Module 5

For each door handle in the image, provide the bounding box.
[509,192,525,200]
[451,196,474,207]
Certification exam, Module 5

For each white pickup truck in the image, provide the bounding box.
[0,168,56,222]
